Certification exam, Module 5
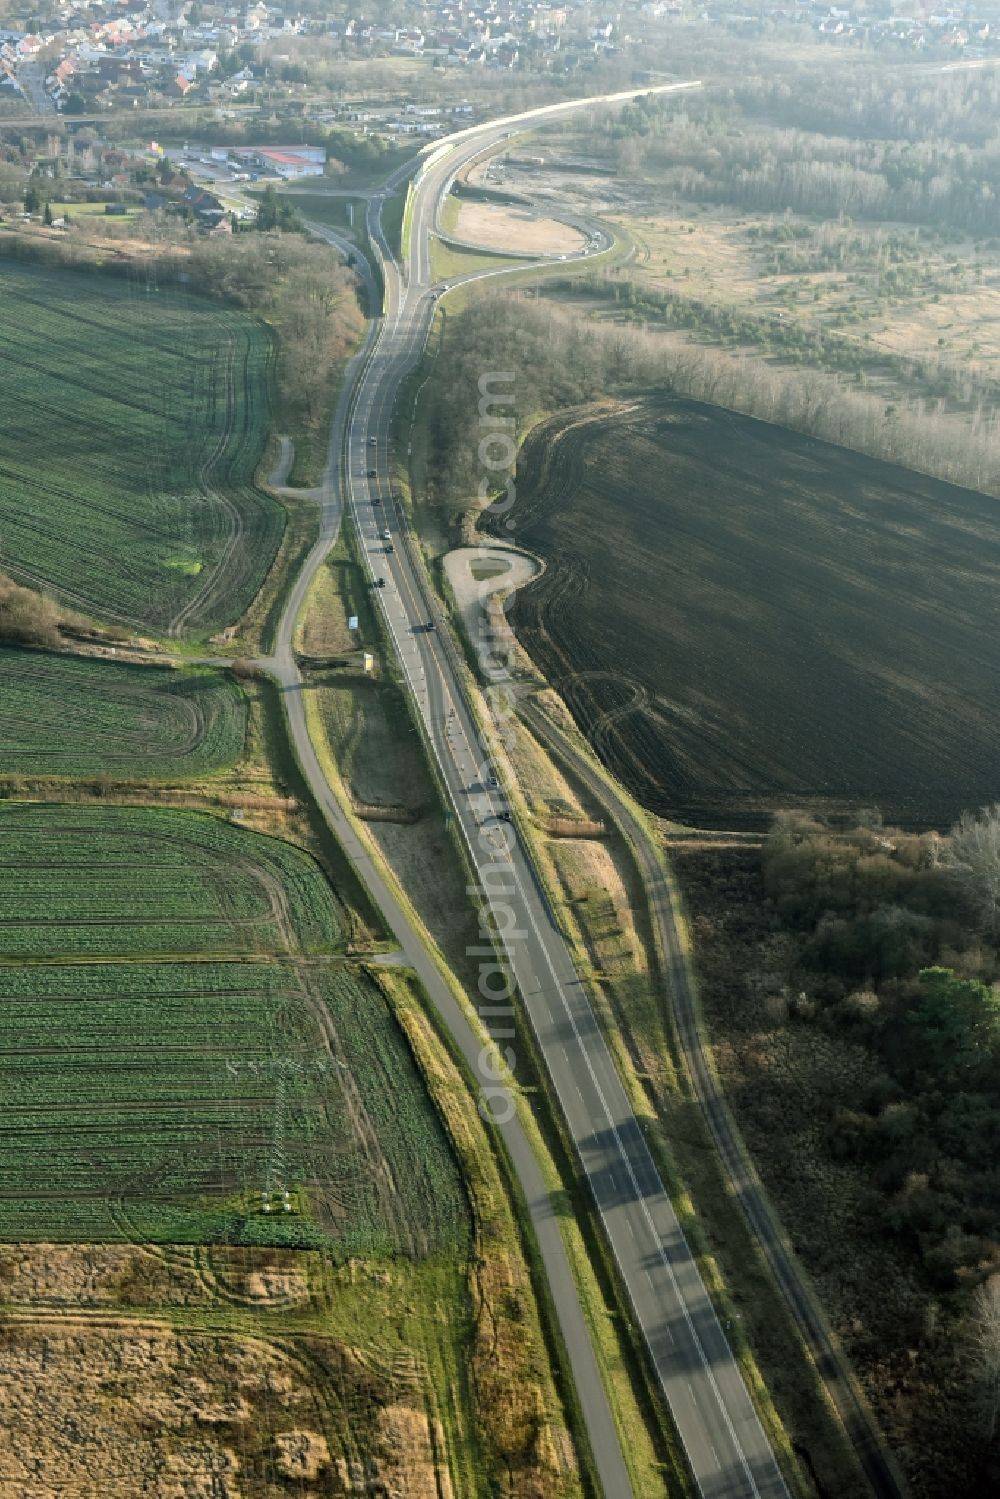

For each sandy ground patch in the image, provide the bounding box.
[444,545,539,680]
[0,1323,316,1497]
[452,200,585,255]
[0,1243,312,1311]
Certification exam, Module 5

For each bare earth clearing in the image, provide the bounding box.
[443,545,539,676]
[452,200,586,255]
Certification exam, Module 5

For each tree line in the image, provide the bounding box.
[601,72,1000,238]
[756,806,1000,1482]
[422,292,1000,516]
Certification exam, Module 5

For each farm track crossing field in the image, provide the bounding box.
[0,261,283,635]
[0,805,466,1253]
[504,398,1000,829]
[0,648,246,779]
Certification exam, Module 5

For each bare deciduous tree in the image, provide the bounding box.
[944,805,1000,935]
[972,1277,1000,1442]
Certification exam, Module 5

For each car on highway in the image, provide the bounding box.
[368,436,377,446]
[371,494,381,504]
[373,576,385,588]
[367,469,377,478]
[381,528,391,541]
[384,543,394,554]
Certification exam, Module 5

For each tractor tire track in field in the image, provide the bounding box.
[559,668,655,791]
[244,864,409,1251]
[167,333,246,638]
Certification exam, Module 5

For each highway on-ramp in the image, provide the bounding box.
[271,83,792,1499]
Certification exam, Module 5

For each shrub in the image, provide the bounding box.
[0,574,61,647]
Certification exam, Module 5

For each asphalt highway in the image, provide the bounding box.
[272,84,792,1499]
[522,704,902,1499]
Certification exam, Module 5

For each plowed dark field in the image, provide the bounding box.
[502,399,1000,828]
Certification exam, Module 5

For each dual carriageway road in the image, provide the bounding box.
[268,82,796,1499]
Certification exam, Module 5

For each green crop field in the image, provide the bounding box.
[0,803,343,955]
[0,804,467,1254]
[0,648,246,780]
[0,260,283,635]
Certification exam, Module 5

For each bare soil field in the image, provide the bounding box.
[502,397,1000,829]
[451,200,585,256]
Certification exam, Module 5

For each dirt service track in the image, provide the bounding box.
[500,398,1000,829]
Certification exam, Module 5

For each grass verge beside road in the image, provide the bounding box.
[378,965,591,1498]
[430,235,530,283]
